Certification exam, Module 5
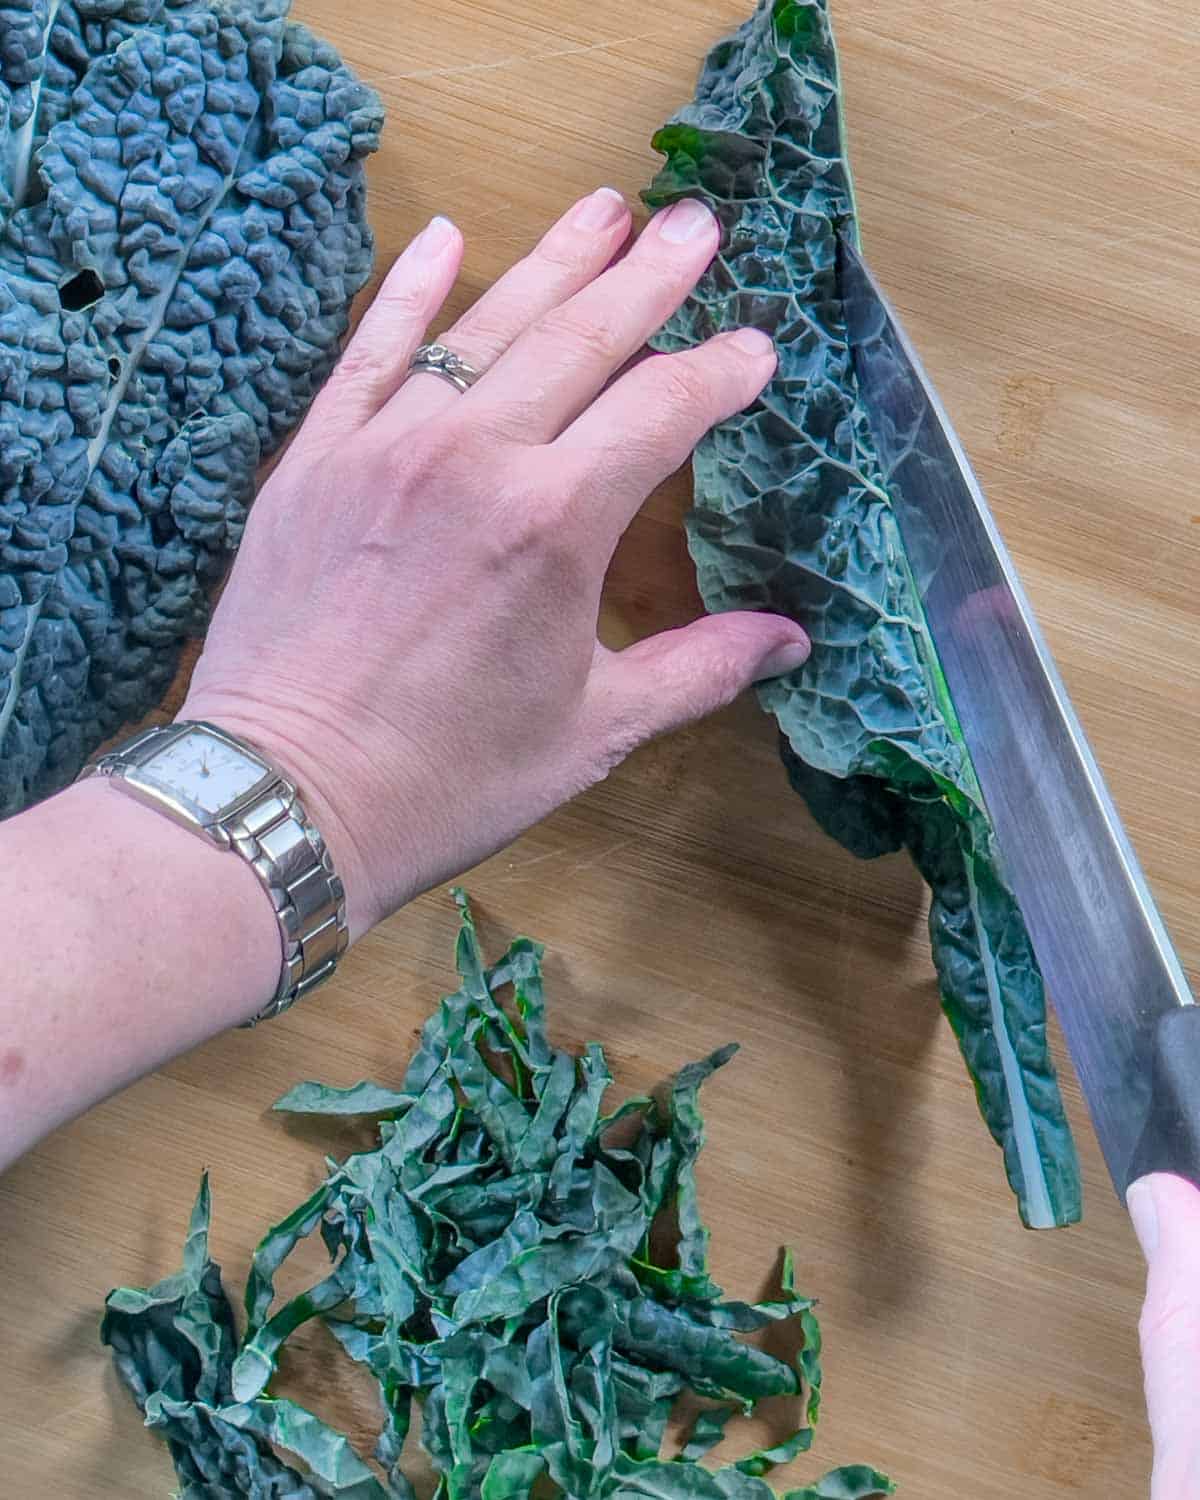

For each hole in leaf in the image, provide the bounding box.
[58,268,104,311]
[107,356,121,379]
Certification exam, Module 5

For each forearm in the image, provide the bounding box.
[0,777,279,1170]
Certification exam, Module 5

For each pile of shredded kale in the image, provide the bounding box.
[102,893,892,1500]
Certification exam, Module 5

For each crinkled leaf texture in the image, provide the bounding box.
[0,0,382,813]
[103,892,890,1500]
[101,1174,390,1497]
[644,0,1080,1229]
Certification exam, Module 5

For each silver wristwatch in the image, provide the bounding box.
[80,720,348,1025]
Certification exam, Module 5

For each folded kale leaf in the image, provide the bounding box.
[645,0,1081,1228]
[103,891,892,1500]
[0,0,382,814]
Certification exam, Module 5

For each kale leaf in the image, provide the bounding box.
[0,0,382,814]
[103,891,891,1500]
[644,0,1081,1229]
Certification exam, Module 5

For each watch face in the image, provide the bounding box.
[144,728,268,815]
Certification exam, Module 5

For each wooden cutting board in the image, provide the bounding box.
[2,2,1197,1495]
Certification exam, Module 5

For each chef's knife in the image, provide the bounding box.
[838,232,1198,1201]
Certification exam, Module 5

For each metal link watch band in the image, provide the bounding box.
[80,722,348,1026]
[227,782,349,1024]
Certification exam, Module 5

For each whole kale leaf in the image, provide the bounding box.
[103,891,893,1500]
[0,0,382,814]
[644,0,1081,1229]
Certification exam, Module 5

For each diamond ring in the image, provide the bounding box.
[407,342,482,395]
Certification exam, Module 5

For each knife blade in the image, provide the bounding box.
[837,231,1198,1200]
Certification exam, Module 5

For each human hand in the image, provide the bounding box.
[181,191,809,935]
[1128,1173,1200,1498]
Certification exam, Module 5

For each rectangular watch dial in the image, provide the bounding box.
[143,728,267,815]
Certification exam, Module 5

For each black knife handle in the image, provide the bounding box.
[1127,1007,1200,1192]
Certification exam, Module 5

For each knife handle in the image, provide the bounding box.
[1127,1007,1200,1193]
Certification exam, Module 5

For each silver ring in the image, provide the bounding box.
[408,342,482,394]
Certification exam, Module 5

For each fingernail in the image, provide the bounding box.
[413,215,456,259]
[757,636,811,679]
[1128,1178,1160,1259]
[656,198,716,245]
[727,327,775,358]
[572,187,627,232]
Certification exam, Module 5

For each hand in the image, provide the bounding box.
[181,191,809,935]
[1128,1174,1200,1498]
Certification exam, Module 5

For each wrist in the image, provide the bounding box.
[66,775,282,1026]
[174,695,379,938]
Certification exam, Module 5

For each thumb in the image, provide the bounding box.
[1129,1173,1200,1500]
[591,611,810,745]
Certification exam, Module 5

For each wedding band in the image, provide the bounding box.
[408,342,482,394]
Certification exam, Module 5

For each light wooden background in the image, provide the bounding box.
[2,2,1198,1495]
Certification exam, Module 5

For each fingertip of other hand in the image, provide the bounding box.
[1128,1173,1200,1262]
[1128,1177,1161,1259]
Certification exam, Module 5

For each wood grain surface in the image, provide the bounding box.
[2,2,1198,1495]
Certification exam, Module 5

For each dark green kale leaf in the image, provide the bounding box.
[101,1173,390,1497]
[644,0,1081,1229]
[0,0,382,814]
[103,892,891,1500]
